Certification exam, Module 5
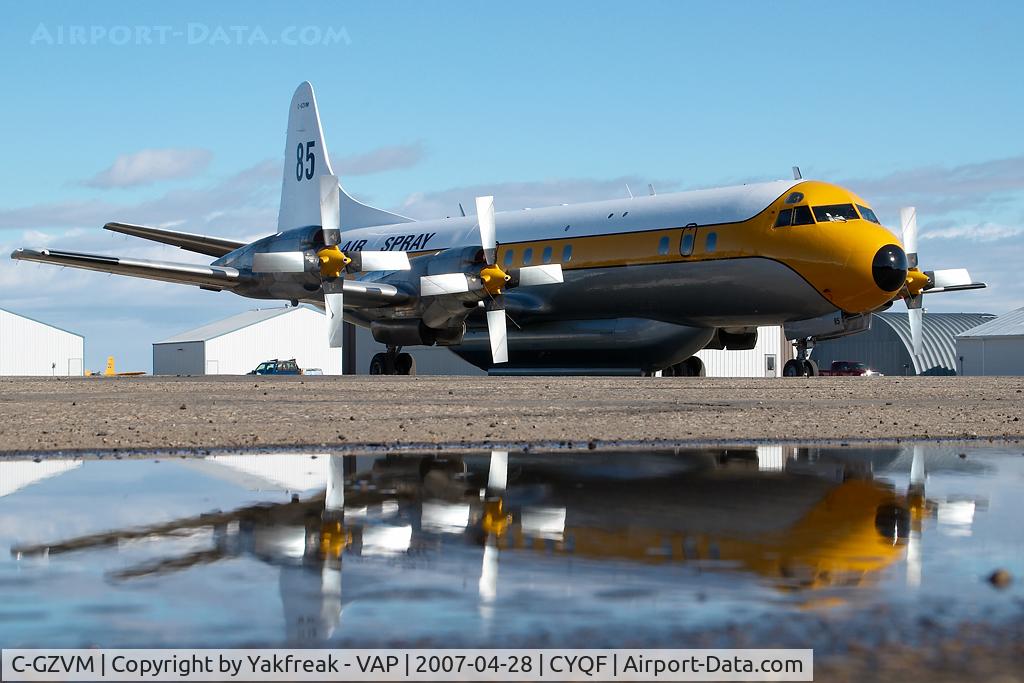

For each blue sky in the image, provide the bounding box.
[2,2,1023,371]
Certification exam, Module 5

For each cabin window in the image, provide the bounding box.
[607,213,614,219]
[775,208,793,227]
[680,232,695,256]
[705,232,718,253]
[813,203,859,223]
[562,244,573,262]
[522,247,534,265]
[657,236,670,255]
[503,250,514,267]
[542,246,553,263]
[857,204,880,224]
[792,205,814,225]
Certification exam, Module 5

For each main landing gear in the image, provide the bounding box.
[783,338,819,377]
[647,356,706,377]
[368,347,417,375]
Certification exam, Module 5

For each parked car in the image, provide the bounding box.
[819,360,884,376]
[248,359,302,375]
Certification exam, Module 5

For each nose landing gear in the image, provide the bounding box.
[368,347,417,375]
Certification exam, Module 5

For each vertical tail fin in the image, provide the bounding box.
[278,82,413,232]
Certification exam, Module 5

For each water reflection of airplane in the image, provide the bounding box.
[7,448,986,642]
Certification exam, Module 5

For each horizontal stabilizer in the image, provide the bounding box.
[11,248,247,290]
[104,222,247,257]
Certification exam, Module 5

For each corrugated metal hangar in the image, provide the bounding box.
[957,307,1024,376]
[0,307,84,376]
[811,312,994,376]
[153,306,342,375]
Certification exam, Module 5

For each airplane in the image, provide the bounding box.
[84,355,146,377]
[8,445,980,644]
[11,82,986,376]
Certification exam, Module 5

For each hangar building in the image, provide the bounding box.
[0,307,84,376]
[811,312,994,376]
[153,306,342,375]
[956,307,1024,376]
[354,324,789,377]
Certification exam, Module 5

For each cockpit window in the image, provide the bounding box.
[792,205,814,225]
[775,205,815,227]
[857,204,880,224]
[813,204,860,223]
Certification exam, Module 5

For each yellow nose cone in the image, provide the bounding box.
[318,246,351,278]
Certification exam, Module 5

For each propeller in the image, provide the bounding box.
[419,195,564,364]
[897,207,986,358]
[251,176,412,350]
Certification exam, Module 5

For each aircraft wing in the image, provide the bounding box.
[11,248,249,291]
[104,222,247,257]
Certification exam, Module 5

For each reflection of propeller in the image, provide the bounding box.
[479,450,509,625]
[898,208,985,357]
[420,196,564,364]
[252,176,411,349]
[906,445,925,588]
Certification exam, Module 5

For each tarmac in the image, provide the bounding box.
[1,375,1022,454]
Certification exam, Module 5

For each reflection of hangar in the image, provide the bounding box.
[957,307,1024,376]
[0,308,84,376]
[811,312,994,376]
[153,307,342,375]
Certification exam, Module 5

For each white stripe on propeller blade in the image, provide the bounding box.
[420,273,471,296]
[476,195,496,265]
[354,251,411,272]
[325,290,345,349]
[518,263,563,286]
[252,251,307,273]
[320,175,341,232]
[486,309,508,364]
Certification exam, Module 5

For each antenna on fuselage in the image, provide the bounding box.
[647,183,656,196]
[458,202,466,217]
[625,184,634,199]
[792,166,803,180]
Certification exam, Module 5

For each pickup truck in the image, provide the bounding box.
[248,358,302,375]
[818,360,883,377]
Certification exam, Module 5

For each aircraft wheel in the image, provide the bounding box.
[685,357,705,377]
[783,359,803,377]
[395,353,416,376]
[661,365,676,377]
[369,353,387,375]
[804,359,819,376]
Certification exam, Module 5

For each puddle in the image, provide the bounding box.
[1,445,1022,649]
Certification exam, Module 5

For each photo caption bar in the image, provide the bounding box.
[2,649,812,681]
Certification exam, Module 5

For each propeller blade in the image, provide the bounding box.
[487,450,509,493]
[324,283,345,349]
[421,273,472,296]
[900,206,918,268]
[486,308,509,364]
[252,251,308,273]
[476,195,496,265]
[349,250,411,272]
[908,301,924,357]
[320,175,341,247]
[514,263,563,287]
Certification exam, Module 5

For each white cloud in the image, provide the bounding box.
[921,222,1023,242]
[331,142,425,176]
[82,148,214,189]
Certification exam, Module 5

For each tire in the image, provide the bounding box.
[661,365,676,377]
[395,353,416,376]
[804,359,819,376]
[369,353,386,375]
[783,359,804,377]
[686,357,706,377]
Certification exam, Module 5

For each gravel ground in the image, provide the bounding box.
[0,375,1021,454]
